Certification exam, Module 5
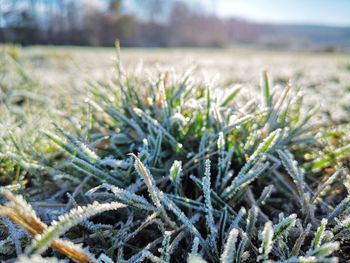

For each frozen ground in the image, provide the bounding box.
[18,47,350,121]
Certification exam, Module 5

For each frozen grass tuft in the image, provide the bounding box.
[1,47,350,262]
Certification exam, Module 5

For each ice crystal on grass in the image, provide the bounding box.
[328,195,350,221]
[273,213,297,240]
[15,255,64,263]
[160,231,172,262]
[220,228,238,263]
[0,188,96,262]
[27,201,126,255]
[2,217,24,256]
[202,159,218,254]
[87,183,154,211]
[130,153,176,228]
[246,206,259,238]
[258,221,274,262]
[187,254,207,263]
[277,150,306,207]
[310,219,328,251]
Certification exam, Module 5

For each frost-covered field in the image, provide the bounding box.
[2,46,350,263]
[20,47,350,120]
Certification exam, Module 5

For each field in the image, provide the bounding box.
[1,45,350,262]
[10,46,350,118]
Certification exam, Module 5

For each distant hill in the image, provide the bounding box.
[225,19,350,51]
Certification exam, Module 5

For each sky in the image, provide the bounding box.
[204,0,350,26]
[122,0,350,27]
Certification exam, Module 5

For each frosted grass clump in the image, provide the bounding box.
[1,50,350,262]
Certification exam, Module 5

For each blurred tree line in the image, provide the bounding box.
[0,0,227,47]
